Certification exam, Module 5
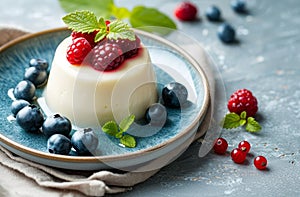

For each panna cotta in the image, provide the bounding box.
[45,36,157,127]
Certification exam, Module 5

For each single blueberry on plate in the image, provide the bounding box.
[13,80,36,101]
[162,82,188,108]
[145,103,167,127]
[205,5,221,21]
[71,128,99,155]
[42,114,72,138]
[10,99,30,116]
[47,134,72,155]
[16,104,44,133]
[218,23,236,43]
[24,66,48,87]
[231,0,247,13]
[29,58,49,70]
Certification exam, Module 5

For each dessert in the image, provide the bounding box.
[44,11,157,127]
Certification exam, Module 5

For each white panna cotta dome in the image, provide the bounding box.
[44,37,157,127]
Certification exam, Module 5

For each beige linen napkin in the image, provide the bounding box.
[0,27,212,197]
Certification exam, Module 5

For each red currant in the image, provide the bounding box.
[231,148,247,164]
[254,156,268,170]
[238,140,251,153]
[213,138,228,154]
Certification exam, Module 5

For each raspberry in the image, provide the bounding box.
[174,2,198,21]
[66,37,92,65]
[71,31,98,46]
[108,36,141,58]
[90,43,124,71]
[227,89,258,117]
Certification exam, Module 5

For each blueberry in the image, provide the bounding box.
[29,58,49,70]
[10,99,30,116]
[145,103,167,127]
[24,66,48,87]
[47,134,72,155]
[162,82,188,108]
[42,114,72,138]
[217,23,236,43]
[205,5,221,21]
[13,80,36,101]
[71,128,99,155]
[16,104,44,133]
[231,0,247,13]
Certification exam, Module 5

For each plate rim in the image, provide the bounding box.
[0,27,210,163]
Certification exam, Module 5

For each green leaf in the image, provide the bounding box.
[115,131,123,139]
[129,6,177,32]
[222,113,241,129]
[240,111,247,119]
[94,28,107,42]
[111,4,131,19]
[58,0,177,35]
[59,0,114,19]
[120,134,136,148]
[94,17,108,42]
[119,114,135,132]
[102,121,118,136]
[62,10,101,33]
[245,117,262,132]
[107,20,135,40]
[239,119,247,126]
[98,17,107,28]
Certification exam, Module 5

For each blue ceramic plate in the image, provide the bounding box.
[0,28,209,171]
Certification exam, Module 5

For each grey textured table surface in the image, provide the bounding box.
[1,0,300,196]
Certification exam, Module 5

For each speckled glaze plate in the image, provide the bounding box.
[0,28,209,171]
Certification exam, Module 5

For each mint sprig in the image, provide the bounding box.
[245,117,262,132]
[62,10,135,42]
[62,10,100,33]
[222,111,261,132]
[102,115,136,148]
[59,0,177,35]
[107,20,135,41]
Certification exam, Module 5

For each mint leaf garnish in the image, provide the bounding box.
[58,0,177,35]
[222,111,262,133]
[240,111,247,119]
[222,113,241,129]
[102,121,118,136]
[239,119,247,126]
[62,10,136,42]
[245,117,262,132]
[120,135,136,148]
[119,114,135,132]
[62,10,100,33]
[102,115,137,148]
[115,131,123,139]
[107,20,135,41]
